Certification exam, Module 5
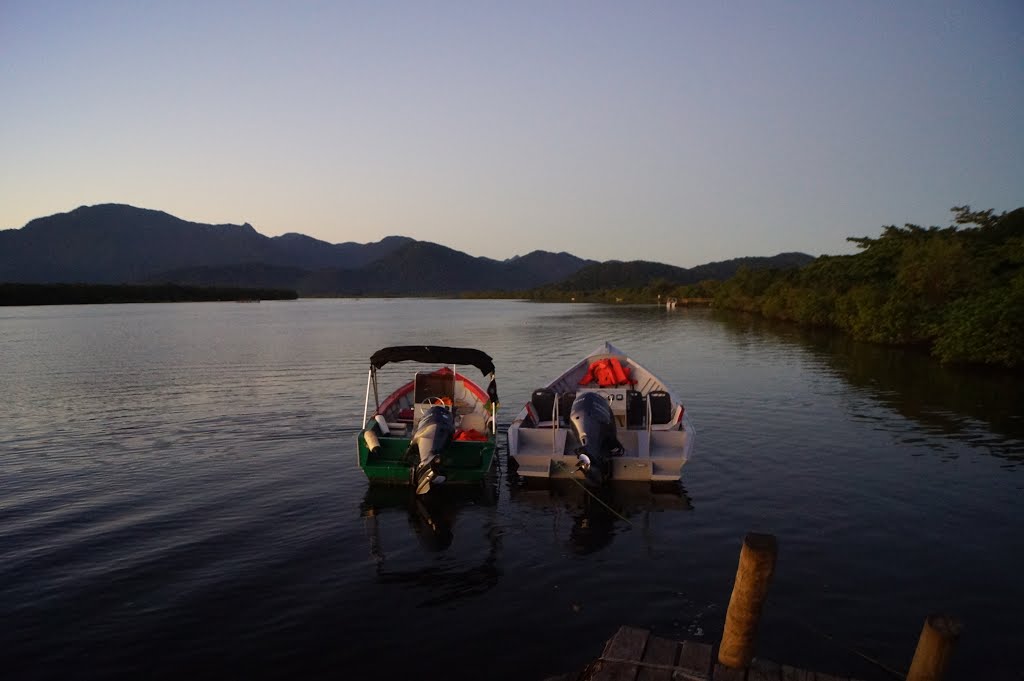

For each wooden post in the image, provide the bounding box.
[717,532,777,669]
[906,614,962,681]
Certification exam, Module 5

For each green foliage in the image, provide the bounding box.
[932,271,1024,367]
[714,206,1024,368]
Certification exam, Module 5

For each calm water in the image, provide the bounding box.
[1,299,1022,680]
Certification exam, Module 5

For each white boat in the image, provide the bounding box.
[507,341,695,484]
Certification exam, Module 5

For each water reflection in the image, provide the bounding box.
[714,311,1024,466]
[509,479,692,555]
[359,484,502,606]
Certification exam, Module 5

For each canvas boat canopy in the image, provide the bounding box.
[370,346,496,376]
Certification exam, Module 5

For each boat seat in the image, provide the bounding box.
[648,391,675,429]
[625,389,644,428]
[558,392,576,425]
[458,412,487,433]
[414,371,455,404]
[530,387,557,427]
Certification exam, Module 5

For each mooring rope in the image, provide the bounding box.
[551,460,633,526]
[594,656,683,672]
[793,616,906,679]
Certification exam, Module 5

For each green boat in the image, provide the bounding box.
[358,346,500,494]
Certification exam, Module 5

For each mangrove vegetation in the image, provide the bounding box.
[514,205,1023,369]
[714,206,1024,368]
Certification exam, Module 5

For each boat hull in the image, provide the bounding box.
[508,431,692,483]
[358,427,497,485]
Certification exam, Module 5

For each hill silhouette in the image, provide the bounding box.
[547,253,815,292]
[0,204,415,284]
[1,204,813,296]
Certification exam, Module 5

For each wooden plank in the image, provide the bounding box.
[767,662,850,681]
[602,626,651,660]
[811,673,848,681]
[637,635,679,681]
[590,661,640,681]
[675,640,713,680]
[712,662,746,681]
[747,658,782,681]
[780,666,813,681]
[590,627,651,681]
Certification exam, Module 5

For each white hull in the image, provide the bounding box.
[507,342,695,483]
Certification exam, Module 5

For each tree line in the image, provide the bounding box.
[499,205,1023,369]
[714,206,1024,368]
[0,283,298,306]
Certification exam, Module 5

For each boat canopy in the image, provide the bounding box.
[370,346,496,376]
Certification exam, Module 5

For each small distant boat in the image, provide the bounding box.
[358,346,500,494]
[507,341,695,485]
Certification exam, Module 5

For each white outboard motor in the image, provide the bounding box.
[407,405,455,495]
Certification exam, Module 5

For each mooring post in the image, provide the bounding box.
[906,614,962,681]
[717,532,777,669]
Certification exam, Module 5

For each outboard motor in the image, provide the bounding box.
[568,392,621,487]
[407,405,455,495]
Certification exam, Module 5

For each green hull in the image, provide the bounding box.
[357,431,496,485]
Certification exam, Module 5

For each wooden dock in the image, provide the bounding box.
[554,625,864,681]
[544,533,961,681]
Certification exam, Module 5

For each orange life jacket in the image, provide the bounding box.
[609,357,629,384]
[580,358,633,387]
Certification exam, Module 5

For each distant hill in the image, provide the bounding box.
[268,233,414,269]
[0,204,271,284]
[687,252,816,281]
[503,250,594,286]
[157,242,596,296]
[548,252,815,292]
[0,204,420,284]
[0,203,813,296]
[0,204,591,293]
[145,263,312,290]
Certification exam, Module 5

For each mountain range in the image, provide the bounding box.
[0,204,814,295]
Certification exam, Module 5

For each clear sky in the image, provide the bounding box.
[1,1,1021,266]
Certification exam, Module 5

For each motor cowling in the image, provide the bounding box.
[568,392,618,486]
[408,405,455,495]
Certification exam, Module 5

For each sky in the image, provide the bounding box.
[1,1,1021,267]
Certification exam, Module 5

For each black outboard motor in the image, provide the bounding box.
[407,406,455,495]
[568,392,621,487]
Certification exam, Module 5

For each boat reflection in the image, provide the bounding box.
[359,483,502,606]
[509,479,692,555]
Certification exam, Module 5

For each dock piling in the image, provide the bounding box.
[558,531,963,681]
[906,614,962,681]
[717,532,778,669]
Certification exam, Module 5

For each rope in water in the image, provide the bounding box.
[793,616,906,679]
[551,460,633,526]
